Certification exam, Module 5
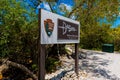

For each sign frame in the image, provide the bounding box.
[40,9,80,44]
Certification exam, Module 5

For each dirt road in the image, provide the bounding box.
[77,50,120,80]
[45,50,120,80]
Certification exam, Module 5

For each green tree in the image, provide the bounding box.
[80,23,113,49]
[111,26,120,51]
[0,0,38,60]
[69,0,119,49]
[0,0,38,79]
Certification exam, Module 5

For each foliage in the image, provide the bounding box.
[0,0,38,58]
[45,57,61,73]
[80,23,113,49]
[70,0,119,50]
[0,0,38,79]
[111,27,120,51]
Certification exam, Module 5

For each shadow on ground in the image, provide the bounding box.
[77,50,120,80]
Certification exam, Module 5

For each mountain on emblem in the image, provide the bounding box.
[44,19,54,37]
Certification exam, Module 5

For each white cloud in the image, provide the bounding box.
[59,3,72,12]
[37,2,51,11]
[43,2,51,10]
[64,4,72,11]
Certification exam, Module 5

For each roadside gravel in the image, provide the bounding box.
[45,49,120,80]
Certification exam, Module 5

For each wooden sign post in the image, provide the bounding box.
[38,9,46,80]
[38,45,45,80]
[38,9,80,80]
[75,43,79,75]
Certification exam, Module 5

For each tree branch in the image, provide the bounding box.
[0,59,38,80]
[48,2,54,12]
[68,0,85,18]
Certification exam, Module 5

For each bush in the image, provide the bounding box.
[45,57,61,73]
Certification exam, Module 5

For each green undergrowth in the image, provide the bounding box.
[45,57,61,73]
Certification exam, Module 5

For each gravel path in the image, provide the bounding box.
[45,49,120,80]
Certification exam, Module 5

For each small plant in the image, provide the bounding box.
[45,57,61,73]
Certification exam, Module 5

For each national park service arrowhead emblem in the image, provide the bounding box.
[44,19,54,37]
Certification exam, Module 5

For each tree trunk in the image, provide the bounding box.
[0,59,38,80]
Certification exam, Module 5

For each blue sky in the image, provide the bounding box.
[37,0,74,15]
[57,0,74,6]
[112,16,120,28]
[34,0,120,28]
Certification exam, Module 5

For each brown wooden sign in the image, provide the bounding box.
[58,19,79,40]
